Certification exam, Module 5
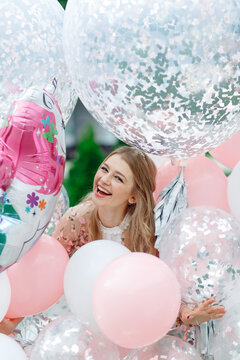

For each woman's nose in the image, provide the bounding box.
[102,173,111,184]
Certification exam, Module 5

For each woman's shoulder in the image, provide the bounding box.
[66,199,95,218]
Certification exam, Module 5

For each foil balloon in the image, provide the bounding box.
[0,84,66,271]
[0,0,77,126]
[30,315,120,360]
[63,0,240,158]
[157,206,240,306]
[126,335,201,360]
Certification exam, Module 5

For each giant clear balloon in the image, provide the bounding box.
[30,315,120,360]
[158,206,240,305]
[63,0,240,158]
[126,335,201,360]
[0,0,77,125]
[213,298,240,360]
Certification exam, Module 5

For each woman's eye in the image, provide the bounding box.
[101,166,108,172]
[115,176,123,182]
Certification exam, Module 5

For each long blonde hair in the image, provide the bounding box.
[84,146,157,255]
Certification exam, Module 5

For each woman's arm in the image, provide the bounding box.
[0,317,23,335]
[53,201,93,256]
[179,298,226,326]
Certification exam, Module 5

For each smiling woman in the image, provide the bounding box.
[53,146,157,255]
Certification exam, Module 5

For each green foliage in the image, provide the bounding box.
[64,125,105,206]
[57,0,68,9]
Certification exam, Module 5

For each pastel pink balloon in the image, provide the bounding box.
[92,252,181,349]
[210,131,240,169]
[6,234,69,318]
[154,155,230,212]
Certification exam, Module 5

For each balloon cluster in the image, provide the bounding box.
[0,0,240,359]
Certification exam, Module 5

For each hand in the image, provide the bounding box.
[180,298,226,326]
[0,317,23,335]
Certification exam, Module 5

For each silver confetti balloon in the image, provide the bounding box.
[13,295,71,347]
[0,0,77,125]
[63,0,240,158]
[30,315,120,360]
[125,335,201,360]
[158,206,240,305]
[213,297,240,360]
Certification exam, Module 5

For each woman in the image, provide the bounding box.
[0,146,225,336]
[53,146,157,256]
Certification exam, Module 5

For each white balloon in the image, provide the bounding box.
[0,271,11,321]
[64,240,130,330]
[0,334,27,359]
[228,161,240,222]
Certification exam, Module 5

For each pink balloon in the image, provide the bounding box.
[210,131,240,169]
[154,155,230,212]
[92,252,181,349]
[6,234,69,318]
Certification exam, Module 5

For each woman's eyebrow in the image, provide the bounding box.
[102,162,109,168]
[115,171,127,181]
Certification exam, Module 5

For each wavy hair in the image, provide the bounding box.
[84,146,157,255]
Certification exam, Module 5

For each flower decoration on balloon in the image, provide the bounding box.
[64,0,240,159]
[0,81,66,271]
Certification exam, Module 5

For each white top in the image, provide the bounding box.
[99,212,130,242]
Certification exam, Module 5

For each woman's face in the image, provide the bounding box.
[93,154,136,211]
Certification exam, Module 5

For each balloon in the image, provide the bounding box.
[44,185,70,236]
[158,206,240,305]
[0,85,66,271]
[126,335,201,360]
[213,300,240,360]
[210,131,240,170]
[0,0,76,125]
[30,315,120,360]
[63,0,240,158]
[154,156,230,212]
[64,240,130,330]
[6,234,69,318]
[0,271,11,321]
[0,333,27,360]
[12,295,71,347]
[227,161,240,222]
[92,252,181,348]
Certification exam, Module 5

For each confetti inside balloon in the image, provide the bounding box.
[30,315,120,360]
[158,206,240,305]
[213,298,240,360]
[0,0,77,125]
[63,0,240,158]
[126,335,201,360]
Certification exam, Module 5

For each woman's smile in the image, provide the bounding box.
[95,185,112,198]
